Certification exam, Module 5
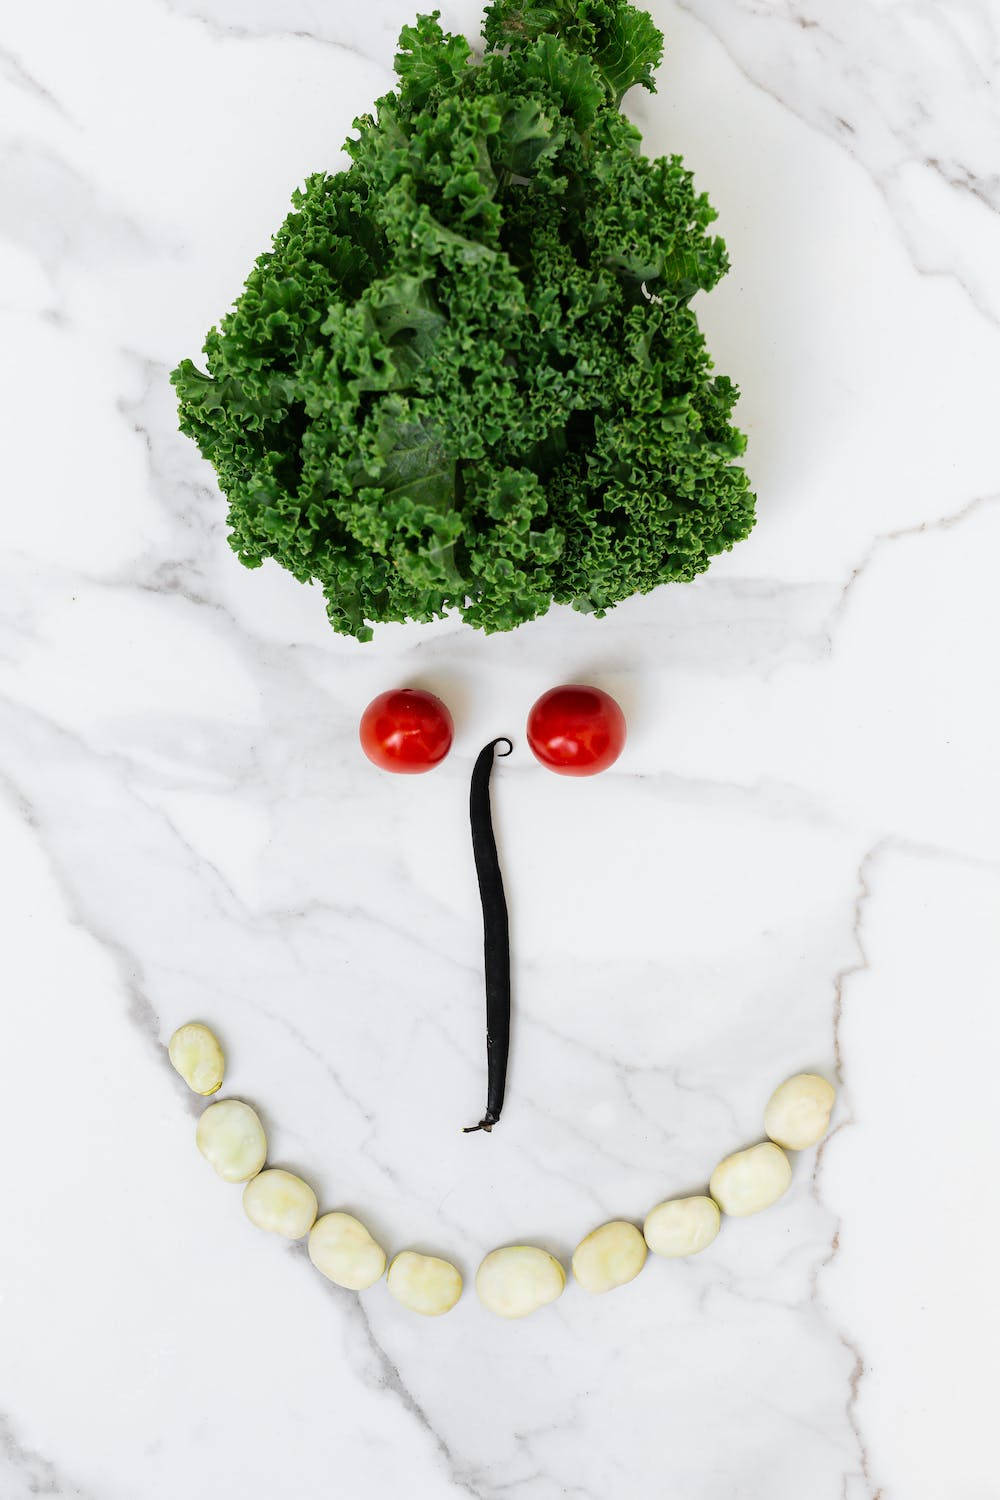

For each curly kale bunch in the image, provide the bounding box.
[172,0,755,640]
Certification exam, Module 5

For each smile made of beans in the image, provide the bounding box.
[172,1022,836,1319]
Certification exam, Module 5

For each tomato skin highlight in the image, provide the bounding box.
[359,689,454,773]
[526,685,626,776]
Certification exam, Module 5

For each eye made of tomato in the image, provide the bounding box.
[359,689,454,773]
[526,685,626,776]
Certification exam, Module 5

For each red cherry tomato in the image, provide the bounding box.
[359,689,454,773]
[527,684,626,776]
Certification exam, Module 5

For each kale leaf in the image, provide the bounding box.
[172,1,755,641]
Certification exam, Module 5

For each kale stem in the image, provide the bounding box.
[464,737,514,1135]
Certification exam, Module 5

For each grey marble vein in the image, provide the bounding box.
[812,843,881,1497]
[346,1298,493,1500]
[828,491,1000,637]
[0,44,72,120]
[0,1412,99,1500]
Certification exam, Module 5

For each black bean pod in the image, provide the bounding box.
[464,737,513,1134]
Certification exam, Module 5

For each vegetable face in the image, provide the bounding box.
[172,0,755,641]
[526,684,625,775]
[359,688,453,773]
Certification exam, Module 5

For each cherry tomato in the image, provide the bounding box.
[526,684,626,776]
[359,689,454,773]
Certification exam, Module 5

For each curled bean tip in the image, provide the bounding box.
[493,737,513,757]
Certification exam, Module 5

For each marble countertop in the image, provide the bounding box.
[2,1,999,1496]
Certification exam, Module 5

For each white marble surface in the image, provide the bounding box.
[2,1,999,1495]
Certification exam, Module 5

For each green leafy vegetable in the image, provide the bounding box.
[172,1,755,641]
